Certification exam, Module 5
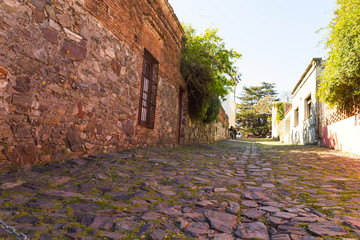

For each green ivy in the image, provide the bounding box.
[275,102,285,123]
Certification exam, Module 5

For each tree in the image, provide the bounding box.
[318,0,360,113]
[237,82,278,137]
[181,25,242,122]
[280,90,292,102]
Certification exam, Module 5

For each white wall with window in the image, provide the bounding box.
[283,58,323,144]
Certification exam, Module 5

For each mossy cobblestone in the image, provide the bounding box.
[0,139,360,239]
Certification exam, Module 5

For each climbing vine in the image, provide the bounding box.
[275,102,285,124]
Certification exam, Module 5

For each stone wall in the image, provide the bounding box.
[0,0,186,168]
[180,105,229,144]
[0,0,230,169]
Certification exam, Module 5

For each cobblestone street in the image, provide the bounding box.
[1,139,360,239]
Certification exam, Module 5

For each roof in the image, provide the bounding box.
[291,58,322,95]
[284,104,292,117]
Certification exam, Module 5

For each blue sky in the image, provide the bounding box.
[168,0,337,100]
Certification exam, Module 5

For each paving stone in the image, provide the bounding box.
[79,213,96,226]
[284,208,302,214]
[234,222,269,239]
[101,232,125,240]
[271,234,291,240]
[175,218,189,229]
[196,200,217,207]
[277,225,307,235]
[160,208,182,217]
[245,186,265,192]
[226,201,240,214]
[268,216,284,225]
[217,192,241,199]
[184,212,205,221]
[242,208,265,220]
[42,190,82,199]
[213,233,234,240]
[70,202,99,212]
[242,191,267,200]
[260,202,286,208]
[112,193,136,201]
[141,212,163,220]
[64,226,80,239]
[126,205,150,213]
[290,216,319,223]
[26,199,55,210]
[259,206,281,213]
[214,187,227,192]
[263,183,275,188]
[150,229,168,240]
[353,229,360,236]
[13,216,40,225]
[47,176,72,186]
[307,222,347,236]
[302,236,317,240]
[227,180,241,186]
[272,211,297,219]
[115,220,140,232]
[0,180,24,189]
[204,210,237,233]
[242,200,259,208]
[343,217,360,229]
[136,222,158,236]
[184,222,209,238]
[289,234,301,240]
[38,233,53,240]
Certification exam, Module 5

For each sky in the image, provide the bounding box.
[168,0,337,101]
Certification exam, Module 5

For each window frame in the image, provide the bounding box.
[294,107,299,127]
[305,94,312,119]
[138,50,159,129]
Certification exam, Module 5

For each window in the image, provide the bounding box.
[305,94,312,119]
[294,107,299,127]
[138,50,159,128]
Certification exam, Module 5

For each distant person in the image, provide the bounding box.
[233,128,237,139]
[229,126,233,139]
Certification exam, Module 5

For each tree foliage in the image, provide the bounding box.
[237,82,278,137]
[318,0,360,113]
[181,25,242,122]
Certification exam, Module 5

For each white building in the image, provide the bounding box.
[272,105,279,139]
[221,90,237,128]
[283,58,324,144]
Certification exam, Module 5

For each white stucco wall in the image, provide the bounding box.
[284,59,323,145]
[272,105,278,138]
[322,113,360,156]
[221,92,236,128]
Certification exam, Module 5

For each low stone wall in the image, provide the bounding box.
[183,120,228,144]
[180,106,229,144]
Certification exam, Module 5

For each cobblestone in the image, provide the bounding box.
[0,139,360,239]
